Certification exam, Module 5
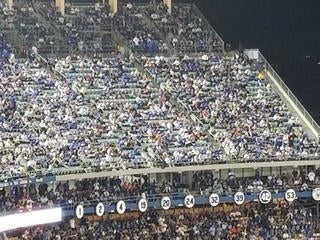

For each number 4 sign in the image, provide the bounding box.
[116,200,126,214]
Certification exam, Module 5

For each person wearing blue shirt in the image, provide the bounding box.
[1,48,9,61]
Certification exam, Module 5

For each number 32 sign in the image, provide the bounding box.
[209,193,220,207]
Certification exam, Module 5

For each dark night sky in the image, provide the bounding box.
[195,0,320,123]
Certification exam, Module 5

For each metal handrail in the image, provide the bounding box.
[4,158,320,184]
[258,51,320,141]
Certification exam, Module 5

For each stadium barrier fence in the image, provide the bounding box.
[1,186,319,219]
[62,188,314,218]
[254,49,320,142]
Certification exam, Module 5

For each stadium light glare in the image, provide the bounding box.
[0,208,62,232]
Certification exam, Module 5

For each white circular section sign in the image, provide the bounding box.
[285,189,296,202]
[209,193,220,207]
[234,192,245,205]
[312,188,320,201]
[96,202,105,217]
[75,204,84,219]
[138,198,148,212]
[184,195,195,208]
[116,200,126,214]
[259,190,272,204]
[161,197,171,210]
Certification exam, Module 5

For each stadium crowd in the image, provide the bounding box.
[143,1,220,52]
[0,0,58,52]
[0,168,319,215]
[143,53,319,161]
[113,2,168,54]
[0,51,319,181]
[0,53,224,180]
[1,0,224,55]
[3,201,319,239]
[0,0,320,239]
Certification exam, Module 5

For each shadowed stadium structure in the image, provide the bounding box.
[0,0,320,239]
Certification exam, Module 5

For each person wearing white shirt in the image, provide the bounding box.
[133,37,140,46]
[308,170,315,182]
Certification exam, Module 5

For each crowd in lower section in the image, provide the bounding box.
[0,167,319,216]
[3,201,319,240]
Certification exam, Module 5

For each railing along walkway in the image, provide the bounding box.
[255,50,320,142]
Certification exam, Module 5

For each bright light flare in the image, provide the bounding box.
[0,208,62,232]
